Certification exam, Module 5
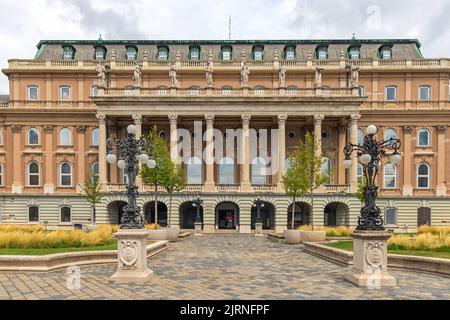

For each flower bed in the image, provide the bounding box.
[297,226,354,237]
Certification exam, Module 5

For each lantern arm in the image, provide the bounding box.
[343,143,366,159]
[377,138,401,154]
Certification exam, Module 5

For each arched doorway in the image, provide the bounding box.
[107,201,127,225]
[287,202,310,229]
[179,201,203,229]
[215,202,239,230]
[251,201,275,230]
[417,207,431,227]
[144,201,168,227]
[324,202,350,226]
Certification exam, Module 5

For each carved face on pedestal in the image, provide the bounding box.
[119,240,139,269]
[365,242,384,269]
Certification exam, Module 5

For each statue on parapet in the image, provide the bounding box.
[133,62,143,87]
[240,60,250,87]
[279,62,286,88]
[314,66,324,88]
[206,61,214,87]
[169,62,178,87]
[96,62,107,87]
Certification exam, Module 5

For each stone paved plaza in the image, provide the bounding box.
[0,234,449,300]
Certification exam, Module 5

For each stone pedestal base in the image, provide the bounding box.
[194,222,203,236]
[111,229,153,284]
[345,230,397,288]
[255,223,263,237]
[239,225,251,234]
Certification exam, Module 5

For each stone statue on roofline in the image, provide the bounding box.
[314,66,324,88]
[206,61,214,87]
[240,60,250,88]
[95,62,107,87]
[133,62,143,87]
[279,62,286,88]
[350,64,360,88]
[169,62,178,87]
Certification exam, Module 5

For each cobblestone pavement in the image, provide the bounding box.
[0,234,449,300]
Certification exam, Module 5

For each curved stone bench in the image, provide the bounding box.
[0,241,168,272]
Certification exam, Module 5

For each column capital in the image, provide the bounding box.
[132,114,142,125]
[403,125,414,135]
[437,125,448,135]
[168,114,178,125]
[313,114,325,125]
[349,113,361,126]
[205,114,215,126]
[241,114,251,126]
[43,125,54,134]
[277,114,288,126]
[76,125,87,134]
[11,125,22,134]
[96,113,106,125]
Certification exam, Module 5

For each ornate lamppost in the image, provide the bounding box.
[343,124,401,288]
[192,196,204,236]
[107,124,156,283]
[253,196,265,237]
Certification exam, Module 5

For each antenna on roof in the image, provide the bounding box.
[229,15,232,40]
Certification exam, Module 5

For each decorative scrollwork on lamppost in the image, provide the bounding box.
[106,124,156,229]
[343,125,401,231]
[253,196,265,237]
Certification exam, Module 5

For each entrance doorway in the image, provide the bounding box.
[287,202,310,229]
[251,202,275,230]
[107,201,127,225]
[417,207,431,227]
[216,202,239,230]
[180,201,203,229]
[144,201,168,227]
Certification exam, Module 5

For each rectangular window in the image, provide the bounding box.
[59,87,71,101]
[28,207,39,222]
[95,50,104,60]
[358,86,365,97]
[350,50,360,60]
[382,50,392,60]
[28,86,39,100]
[285,50,295,60]
[386,86,397,101]
[419,86,430,101]
[254,51,263,60]
[29,175,39,186]
[60,207,71,223]
[385,208,397,226]
[318,50,327,60]
[190,49,199,60]
[222,50,231,61]
[63,50,73,60]
[91,86,98,97]
[418,177,429,188]
[158,50,168,60]
[126,50,137,60]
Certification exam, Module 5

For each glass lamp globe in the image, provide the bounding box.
[366,125,378,135]
[390,153,401,165]
[147,159,156,169]
[117,160,126,170]
[127,124,137,135]
[343,159,352,169]
[138,153,149,164]
[359,153,372,165]
[106,153,117,164]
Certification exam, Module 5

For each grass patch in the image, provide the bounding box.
[325,240,450,259]
[0,242,117,256]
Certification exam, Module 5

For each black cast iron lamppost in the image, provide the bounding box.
[343,125,401,231]
[192,196,203,223]
[106,124,156,229]
[253,196,265,224]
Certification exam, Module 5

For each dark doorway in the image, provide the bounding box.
[324,203,337,226]
[251,202,275,230]
[287,202,310,229]
[144,202,168,227]
[417,207,431,227]
[216,202,239,230]
[180,202,203,229]
[107,201,127,225]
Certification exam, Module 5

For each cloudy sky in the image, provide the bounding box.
[0,0,449,94]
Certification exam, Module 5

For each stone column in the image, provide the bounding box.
[108,122,118,184]
[76,126,86,193]
[132,114,143,188]
[240,114,252,192]
[168,114,178,162]
[313,115,324,190]
[349,113,361,193]
[204,114,216,192]
[338,119,347,185]
[402,126,414,196]
[436,125,447,196]
[11,125,23,194]
[43,125,54,194]
[96,113,108,188]
[277,115,287,191]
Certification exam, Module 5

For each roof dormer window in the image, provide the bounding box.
[94,46,106,60]
[252,46,264,60]
[221,46,232,60]
[380,45,392,60]
[348,46,360,60]
[126,46,138,60]
[62,46,75,60]
[189,46,200,60]
[316,46,328,60]
[157,46,169,60]
[284,45,296,60]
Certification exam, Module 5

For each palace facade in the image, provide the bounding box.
[0,38,449,233]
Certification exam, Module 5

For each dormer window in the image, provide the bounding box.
[316,46,328,60]
[189,46,200,60]
[252,46,264,60]
[348,46,360,60]
[221,46,232,60]
[157,46,169,60]
[126,46,138,60]
[380,45,392,60]
[284,46,296,60]
[62,46,75,60]
[94,46,106,60]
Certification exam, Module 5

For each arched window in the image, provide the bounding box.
[27,128,39,145]
[189,46,200,60]
[218,157,235,185]
[252,45,264,60]
[0,164,3,186]
[28,206,39,222]
[60,162,72,186]
[62,45,75,60]
[91,86,99,97]
[28,162,40,186]
[379,45,392,60]
[357,164,364,183]
[125,46,138,60]
[187,156,203,185]
[59,86,71,101]
[253,86,265,96]
[384,128,397,146]
[418,128,430,146]
[316,46,328,60]
[94,46,106,60]
[60,206,72,223]
[284,45,296,60]
[157,46,169,60]
[59,128,72,146]
[27,85,39,100]
[385,208,397,226]
[419,85,431,101]
[321,157,332,184]
[358,128,364,145]
[221,86,233,96]
[188,86,201,96]
[383,164,397,188]
[0,130,3,145]
[92,128,99,146]
[417,163,430,189]
[251,157,267,185]
[221,46,232,60]
[358,86,365,97]
[348,46,360,59]
[92,162,99,182]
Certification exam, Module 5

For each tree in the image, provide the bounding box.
[141,126,173,226]
[282,132,328,230]
[81,174,105,225]
[161,161,185,227]
[356,176,367,204]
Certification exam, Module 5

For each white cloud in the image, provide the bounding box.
[0,0,449,94]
